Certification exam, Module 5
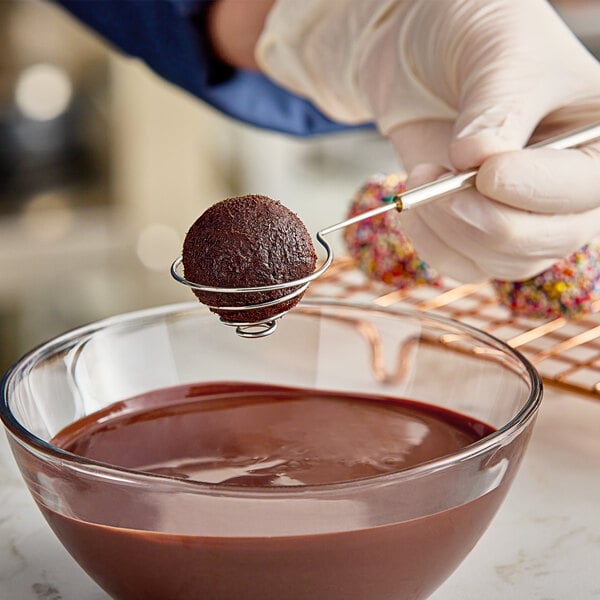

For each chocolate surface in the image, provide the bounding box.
[182,195,317,322]
[53,383,493,486]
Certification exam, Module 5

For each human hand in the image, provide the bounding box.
[256,0,600,282]
[390,117,600,282]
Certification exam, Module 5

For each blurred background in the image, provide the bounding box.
[0,0,598,374]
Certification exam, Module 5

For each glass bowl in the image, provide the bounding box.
[1,301,542,600]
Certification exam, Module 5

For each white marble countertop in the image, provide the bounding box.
[1,386,599,600]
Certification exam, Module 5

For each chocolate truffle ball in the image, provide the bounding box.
[182,195,317,323]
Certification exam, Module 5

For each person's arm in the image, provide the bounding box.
[55,0,362,136]
[205,0,274,71]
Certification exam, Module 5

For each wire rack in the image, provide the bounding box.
[308,257,600,401]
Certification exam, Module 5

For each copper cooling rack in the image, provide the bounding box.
[309,257,600,401]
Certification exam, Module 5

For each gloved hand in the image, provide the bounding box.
[256,0,600,282]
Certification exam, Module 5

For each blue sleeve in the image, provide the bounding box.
[55,0,371,137]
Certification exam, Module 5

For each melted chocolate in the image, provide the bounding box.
[40,383,511,600]
[53,383,492,486]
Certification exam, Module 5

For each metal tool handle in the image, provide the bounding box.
[321,120,600,236]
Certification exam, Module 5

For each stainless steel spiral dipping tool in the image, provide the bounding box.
[171,122,600,339]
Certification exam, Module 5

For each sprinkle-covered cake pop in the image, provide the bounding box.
[345,174,599,321]
[492,240,600,320]
[343,174,441,289]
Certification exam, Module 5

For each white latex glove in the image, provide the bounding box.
[256,0,600,282]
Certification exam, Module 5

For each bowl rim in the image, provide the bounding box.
[0,300,543,495]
